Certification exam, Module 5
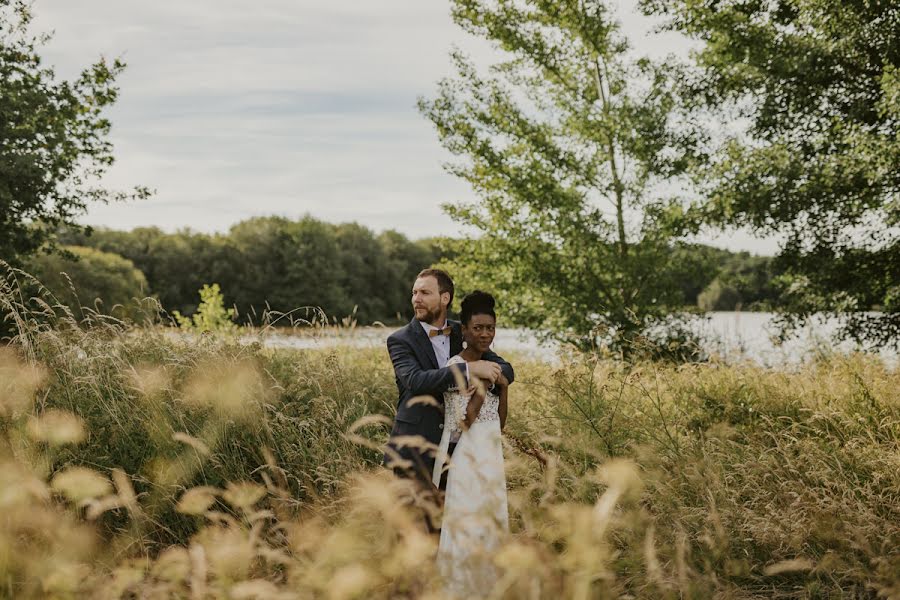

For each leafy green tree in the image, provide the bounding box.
[644,0,900,347]
[334,223,389,324]
[420,0,703,352]
[376,230,444,321]
[58,219,450,325]
[0,1,148,264]
[698,279,741,312]
[669,243,732,307]
[25,246,149,319]
[228,216,349,323]
[59,226,241,317]
[717,253,779,310]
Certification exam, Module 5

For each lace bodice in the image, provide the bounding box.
[444,355,500,441]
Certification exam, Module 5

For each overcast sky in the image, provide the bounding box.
[31,0,778,254]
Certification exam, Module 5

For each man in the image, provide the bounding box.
[383,269,514,524]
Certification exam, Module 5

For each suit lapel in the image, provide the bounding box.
[450,320,463,357]
[408,319,439,370]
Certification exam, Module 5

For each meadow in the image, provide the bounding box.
[1,296,899,599]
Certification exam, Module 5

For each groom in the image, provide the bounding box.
[383,269,514,505]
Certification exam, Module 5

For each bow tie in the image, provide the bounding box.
[429,326,452,338]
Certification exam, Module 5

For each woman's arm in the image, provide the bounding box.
[464,384,486,428]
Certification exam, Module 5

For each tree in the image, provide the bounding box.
[334,223,389,324]
[25,245,149,320]
[59,226,242,318]
[668,243,732,307]
[717,253,779,310]
[228,216,349,323]
[419,0,704,353]
[377,230,444,321]
[698,279,741,312]
[59,219,446,325]
[0,1,149,264]
[644,0,900,347]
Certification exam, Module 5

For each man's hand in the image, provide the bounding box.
[495,373,509,388]
[468,360,501,384]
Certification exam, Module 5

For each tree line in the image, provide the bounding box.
[40,218,443,325]
[11,217,779,326]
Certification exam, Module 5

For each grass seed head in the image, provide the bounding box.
[26,409,86,446]
[51,467,113,504]
[223,481,267,511]
[177,486,220,515]
[0,348,46,416]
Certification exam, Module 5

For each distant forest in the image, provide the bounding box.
[23,216,781,325]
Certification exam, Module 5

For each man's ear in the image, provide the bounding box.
[441,292,451,311]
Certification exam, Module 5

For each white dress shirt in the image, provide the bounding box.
[420,320,451,366]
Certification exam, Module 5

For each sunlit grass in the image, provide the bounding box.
[1,271,899,598]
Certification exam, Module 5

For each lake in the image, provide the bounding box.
[252,312,897,367]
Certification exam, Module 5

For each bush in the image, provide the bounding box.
[24,246,150,320]
[173,284,238,334]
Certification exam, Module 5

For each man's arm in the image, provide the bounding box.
[482,350,514,385]
[387,335,462,396]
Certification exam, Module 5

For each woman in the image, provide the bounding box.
[432,290,509,598]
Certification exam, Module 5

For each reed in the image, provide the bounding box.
[1,271,898,598]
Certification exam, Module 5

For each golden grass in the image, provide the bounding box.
[0,298,898,597]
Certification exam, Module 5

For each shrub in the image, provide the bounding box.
[24,246,150,320]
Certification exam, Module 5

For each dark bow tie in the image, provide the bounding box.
[428,326,452,338]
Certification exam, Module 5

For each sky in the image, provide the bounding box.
[31,0,779,254]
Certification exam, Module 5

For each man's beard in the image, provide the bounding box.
[415,306,442,323]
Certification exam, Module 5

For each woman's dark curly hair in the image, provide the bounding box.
[459,290,496,325]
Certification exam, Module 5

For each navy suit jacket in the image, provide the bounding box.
[383,318,514,468]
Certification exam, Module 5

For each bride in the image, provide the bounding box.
[432,290,509,598]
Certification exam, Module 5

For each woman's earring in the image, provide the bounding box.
[462,340,468,349]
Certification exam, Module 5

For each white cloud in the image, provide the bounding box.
[30,0,775,254]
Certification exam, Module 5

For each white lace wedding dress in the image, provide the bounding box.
[432,355,509,598]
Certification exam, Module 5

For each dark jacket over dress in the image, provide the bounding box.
[383,317,514,483]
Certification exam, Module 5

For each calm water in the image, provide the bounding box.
[253,312,896,367]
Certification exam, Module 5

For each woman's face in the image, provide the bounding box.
[463,313,496,353]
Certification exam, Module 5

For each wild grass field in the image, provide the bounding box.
[1,296,899,599]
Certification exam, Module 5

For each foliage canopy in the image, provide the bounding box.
[420,0,706,354]
[644,0,900,347]
[0,0,148,263]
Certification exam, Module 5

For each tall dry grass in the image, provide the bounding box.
[1,268,899,598]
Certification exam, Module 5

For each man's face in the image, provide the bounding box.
[412,276,449,324]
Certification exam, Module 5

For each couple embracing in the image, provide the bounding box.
[383,268,513,597]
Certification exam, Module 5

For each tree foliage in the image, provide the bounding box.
[0,1,149,264]
[24,245,148,319]
[57,218,444,325]
[173,283,237,335]
[644,0,900,347]
[698,253,780,311]
[420,0,705,352]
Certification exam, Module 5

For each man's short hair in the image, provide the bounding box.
[416,268,454,307]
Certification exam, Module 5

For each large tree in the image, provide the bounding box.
[0,0,148,264]
[24,245,149,320]
[420,0,704,353]
[644,0,900,347]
